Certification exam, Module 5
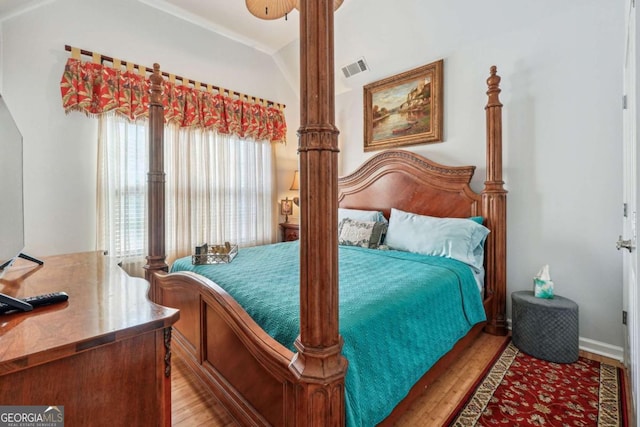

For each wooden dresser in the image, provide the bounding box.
[0,252,179,426]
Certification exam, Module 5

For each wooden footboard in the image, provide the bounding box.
[152,271,297,426]
[152,270,491,426]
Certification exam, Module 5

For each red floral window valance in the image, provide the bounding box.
[60,58,287,143]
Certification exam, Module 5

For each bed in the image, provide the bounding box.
[143,2,507,426]
[170,237,486,426]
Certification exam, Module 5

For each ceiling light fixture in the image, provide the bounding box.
[245,0,343,20]
[245,0,295,20]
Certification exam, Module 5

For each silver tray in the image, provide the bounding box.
[192,242,238,265]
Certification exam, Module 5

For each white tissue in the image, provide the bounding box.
[533,264,554,298]
[537,264,551,281]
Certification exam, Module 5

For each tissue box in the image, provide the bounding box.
[534,278,554,299]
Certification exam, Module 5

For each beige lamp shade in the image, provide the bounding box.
[245,0,296,20]
[289,170,300,191]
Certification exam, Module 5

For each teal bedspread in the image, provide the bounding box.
[171,241,486,426]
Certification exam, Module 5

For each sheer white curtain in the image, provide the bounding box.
[97,115,276,264]
[97,117,148,259]
[164,124,275,262]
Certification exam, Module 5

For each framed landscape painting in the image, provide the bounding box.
[363,59,443,152]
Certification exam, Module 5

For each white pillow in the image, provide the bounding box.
[385,208,489,270]
[338,208,387,224]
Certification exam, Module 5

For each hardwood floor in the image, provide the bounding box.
[392,333,508,426]
[171,353,237,426]
[171,332,630,426]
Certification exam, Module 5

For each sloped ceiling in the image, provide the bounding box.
[135,0,366,95]
[0,0,298,53]
[138,0,300,55]
[0,0,53,22]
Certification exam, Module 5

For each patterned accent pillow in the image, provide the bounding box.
[338,218,387,249]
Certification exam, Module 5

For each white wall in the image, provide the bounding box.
[275,0,625,350]
[0,0,299,257]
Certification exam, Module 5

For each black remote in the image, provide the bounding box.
[0,293,33,312]
[0,292,69,314]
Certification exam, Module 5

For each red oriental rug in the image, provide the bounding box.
[447,340,628,427]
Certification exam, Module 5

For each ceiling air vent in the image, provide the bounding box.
[341,57,369,78]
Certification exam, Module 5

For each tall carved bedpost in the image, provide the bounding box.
[289,0,348,425]
[144,63,169,289]
[482,66,508,336]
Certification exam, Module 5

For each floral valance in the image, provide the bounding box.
[60,58,287,143]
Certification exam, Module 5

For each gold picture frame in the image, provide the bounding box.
[364,59,443,152]
[280,198,293,215]
[280,197,293,222]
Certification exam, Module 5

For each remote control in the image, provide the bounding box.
[0,293,33,312]
[0,292,69,314]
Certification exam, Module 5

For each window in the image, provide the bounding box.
[98,115,275,262]
[98,118,147,258]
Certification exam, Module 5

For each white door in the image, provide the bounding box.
[622,0,640,423]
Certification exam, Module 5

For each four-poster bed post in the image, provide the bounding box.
[482,67,508,335]
[144,63,169,285]
[290,0,348,423]
[482,65,507,335]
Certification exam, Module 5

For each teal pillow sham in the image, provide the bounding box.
[469,216,484,224]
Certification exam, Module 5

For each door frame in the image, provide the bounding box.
[623,0,640,423]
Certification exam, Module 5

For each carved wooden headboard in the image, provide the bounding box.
[338,150,481,219]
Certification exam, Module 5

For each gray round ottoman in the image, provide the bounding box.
[511,290,579,363]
